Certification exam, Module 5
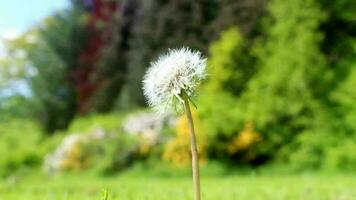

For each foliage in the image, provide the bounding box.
[124,0,217,106]
[204,27,254,95]
[0,95,32,121]
[198,27,253,141]
[4,0,127,132]
[227,122,262,162]
[195,0,356,170]
[0,120,42,177]
[235,0,328,165]
[54,130,139,174]
[123,0,266,106]
[210,0,266,37]
[0,37,35,120]
[64,113,125,134]
[198,27,256,163]
[1,0,355,172]
[332,65,356,133]
[47,113,140,174]
[162,108,207,167]
[58,136,91,171]
[91,133,139,174]
[7,13,84,133]
[324,139,356,171]
[198,91,242,139]
[1,0,268,132]
[0,43,29,95]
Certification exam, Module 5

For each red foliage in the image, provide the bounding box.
[74,0,119,113]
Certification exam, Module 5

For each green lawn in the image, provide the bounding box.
[1,174,355,200]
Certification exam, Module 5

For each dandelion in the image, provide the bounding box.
[143,47,207,200]
[143,47,207,113]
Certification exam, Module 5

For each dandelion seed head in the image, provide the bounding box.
[143,47,207,113]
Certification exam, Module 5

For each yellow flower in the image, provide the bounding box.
[163,109,206,167]
[228,122,261,155]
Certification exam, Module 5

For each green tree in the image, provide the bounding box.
[90,0,137,111]
[0,36,37,121]
[332,65,356,134]
[198,27,258,162]
[237,0,329,165]
[24,29,77,133]
[204,27,255,95]
[6,7,87,133]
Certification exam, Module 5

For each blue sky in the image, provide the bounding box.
[0,0,70,57]
[0,0,69,37]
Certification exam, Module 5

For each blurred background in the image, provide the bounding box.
[0,0,355,199]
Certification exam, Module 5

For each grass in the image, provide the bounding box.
[0,172,355,200]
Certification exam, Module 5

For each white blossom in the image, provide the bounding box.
[143,47,207,113]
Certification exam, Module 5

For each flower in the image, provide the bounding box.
[143,47,207,113]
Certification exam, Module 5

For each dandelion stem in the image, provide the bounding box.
[182,91,201,200]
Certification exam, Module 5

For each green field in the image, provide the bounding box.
[1,174,355,200]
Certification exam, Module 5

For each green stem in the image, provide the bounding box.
[182,92,201,200]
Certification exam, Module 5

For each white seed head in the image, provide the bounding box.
[143,47,207,113]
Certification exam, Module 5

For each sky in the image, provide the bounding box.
[0,0,70,96]
[0,0,70,57]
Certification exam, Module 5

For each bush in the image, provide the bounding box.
[198,91,243,139]
[162,108,207,167]
[227,122,262,163]
[43,113,142,174]
[64,113,126,134]
[332,66,356,134]
[197,27,265,164]
[88,131,140,174]
[231,0,329,167]
[0,119,43,177]
[204,27,254,95]
[325,139,356,171]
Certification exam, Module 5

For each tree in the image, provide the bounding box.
[209,0,267,37]
[203,27,255,95]
[123,0,216,106]
[0,35,38,121]
[89,0,137,112]
[237,0,328,164]
[6,0,129,132]
[5,5,90,133]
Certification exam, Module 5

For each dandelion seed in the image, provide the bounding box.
[142,47,207,113]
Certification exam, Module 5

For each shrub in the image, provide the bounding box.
[44,113,141,174]
[197,27,262,164]
[332,66,356,134]
[64,113,126,134]
[227,122,262,162]
[203,27,254,96]
[233,0,329,167]
[324,139,356,171]
[198,91,243,139]
[0,119,43,177]
[162,109,207,167]
[89,132,139,174]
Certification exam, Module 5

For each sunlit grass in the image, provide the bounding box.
[1,173,355,200]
